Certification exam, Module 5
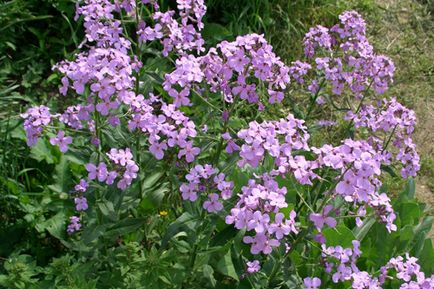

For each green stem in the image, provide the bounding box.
[306,78,326,119]
[192,89,222,113]
[382,124,398,153]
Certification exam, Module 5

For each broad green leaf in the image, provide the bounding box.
[44,212,67,241]
[353,217,375,241]
[210,225,238,246]
[105,217,146,237]
[82,224,108,245]
[161,212,197,248]
[398,202,420,226]
[417,239,434,273]
[203,264,217,287]
[323,224,355,247]
[142,172,164,189]
[401,178,415,199]
[48,156,71,194]
[98,201,117,222]
[202,23,231,42]
[216,249,239,281]
[30,139,55,164]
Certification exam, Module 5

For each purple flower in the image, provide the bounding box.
[246,260,261,274]
[304,277,321,289]
[180,183,197,201]
[149,141,167,160]
[86,162,108,182]
[314,233,326,244]
[21,105,52,146]
[67,216,81,234]
[203,193,223,213]
[50,130,73,153]
[106,171,118,185]
[178,141,200,162]
[309,205,337,231]
[74,197,88,211]
[74,179,88,193]
[268,212,298,239]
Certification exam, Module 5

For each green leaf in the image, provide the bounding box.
[81,225,108,245]
[48,156,71,193]
[353,217,375,241]
[202,23,231,42]
[398,202,420,226]
[161,212,197,248]
[417,239,434,273]
[45,212,67,241]
[381,164,398,178]
[210,225,238,247]
[142,172,164,189]
[105,217,146,237]
[203,264,217,287]
[323,224,355,247]
[98,201,118,222]
[401,178,415,199]
[30,139,55,164]
[216,249,239,281]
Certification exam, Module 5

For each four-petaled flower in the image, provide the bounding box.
[50,130,72,153]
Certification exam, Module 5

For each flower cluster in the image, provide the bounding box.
[21,105,52,146]
[85,148,139,191]
[289,60,312,84]
[67,216,82,234]
[163,33,290,107]
[55,0,140,135]
[67,147,138,235]
[74,179,89,212]
[381,254,434,288]
[313,139,396,232]
[225,174,298,254]
[65,179,89,235]
[126,94,199,162]
[246,260,261,274]
[346,98,420,178]
[59,104,92,130]
[321,240,364,284]
[74,0,130,49]
[321,241,434,288]
[235,113,317,185]
[180,164,233,212]
[301,11,395,98]
[138,0,206,56]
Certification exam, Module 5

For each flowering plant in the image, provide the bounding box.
[19,1,433,288]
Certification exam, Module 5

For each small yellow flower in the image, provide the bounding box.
[159,210,168,217]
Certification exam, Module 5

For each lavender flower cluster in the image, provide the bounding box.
[126,94,199,162]
[138,0,206,55]
[21,106,52,146]
[346,97,420,178]
[180,164,233,212]
[298,11,395,97]
[236,113,310,172]
[163,33,290,107]
[226,174,298,254]
[313,139,397,232]
[21,0,206,233]
[310,241,434,289]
